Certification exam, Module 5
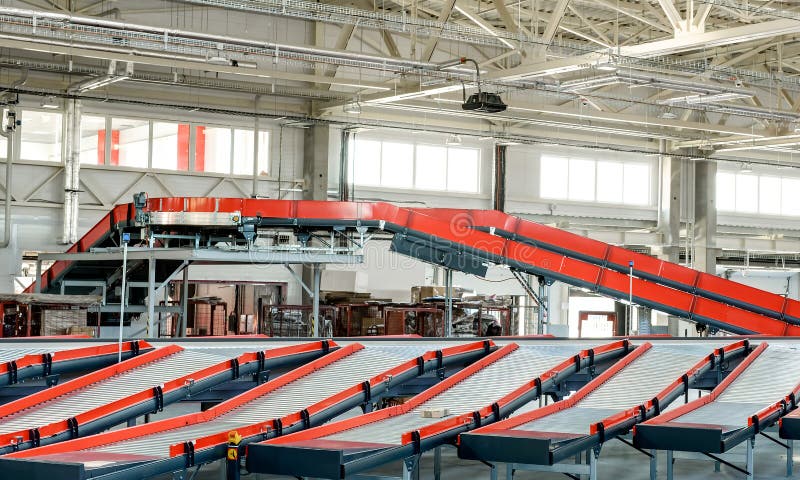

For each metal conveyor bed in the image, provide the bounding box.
[0,341,492,480]
[457,341,749,475]
[635,343,800,454]
[0,340,332,453]
[245,341,630,479]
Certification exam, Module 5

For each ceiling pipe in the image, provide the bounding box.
[0,7,435,72]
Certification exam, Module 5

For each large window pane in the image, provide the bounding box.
[596,161,623,203]
[717,172,736,211]
[735,174,758,213]
[353,139,381,186]
[113,118,149,168]
[447,147,479,192]
[381,142,414,188]
[197,126,231,174]
[415,145,447,190]
[759,176,781,215]
[540,156,568,199]
[623,163,650,205]
[80,115,106,165]
[782,178,800,216]
[568,158,595,201]
[152,122,187,171]
[21,110,62,162]
[230,130,268,176]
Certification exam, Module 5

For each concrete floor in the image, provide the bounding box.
[173,432,798,480]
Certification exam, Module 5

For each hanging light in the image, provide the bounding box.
[39,96,59,109]
[445,133,462,146]
[740,163,753,173]
[343,97,361,114]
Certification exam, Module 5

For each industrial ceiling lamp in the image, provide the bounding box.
[39,96,59,109]
[740,162,754,173]
[445,133,462,146]
[343,96,361,114]
[437,57,507,113]
[658,108,678,119]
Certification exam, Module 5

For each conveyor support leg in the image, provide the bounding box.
[434,446,442,480]
[667,450,674,480]
[746,437,754,480]
[402,455,419,480]
[589,447,599,480]
[650,450,657,480]
[787,439,794,477]
[126,418,136,427]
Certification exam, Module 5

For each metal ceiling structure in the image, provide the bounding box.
[3,0,800,156]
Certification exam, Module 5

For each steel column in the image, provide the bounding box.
[34,259,41,293]
[147,254,156,337]
[694,159,717,274]
[312,264,321,337]
[445,269,453,337]
[746,437,754,480]
[179,264,189,337]
[433,446,441,480]
[537,279,548,335]
[493,144,506,212]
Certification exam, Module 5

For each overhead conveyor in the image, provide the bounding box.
[0,341,491,480]
[635,343,800,479]
[0,340,332,454]
[245,341,630,479]
[26,198,800,336]
[0,340,148,387]
[458,341,750,479]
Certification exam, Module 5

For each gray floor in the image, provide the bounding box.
[171,431,798,480]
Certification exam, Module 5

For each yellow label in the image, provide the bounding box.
[227,447,238,461]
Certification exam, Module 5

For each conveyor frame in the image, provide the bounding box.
[457,340,750,480]
[0,340,148,387]
[245,340,631,479]
[0,340,334,453]
[25,198,800,336]
[0,341,493,480]
[635,342,800,479]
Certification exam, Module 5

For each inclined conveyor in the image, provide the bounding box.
[245,341,630,479]
[0,340,147,387]
[634,343,800,479]
[457,341,749,479]
[0,340,332,453]
[0,341,491,480]
[26,198,800,336]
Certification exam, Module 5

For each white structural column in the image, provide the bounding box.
[693,158,717,275]
[62,99,81,245]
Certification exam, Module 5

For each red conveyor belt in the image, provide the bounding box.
[25,198,800,336]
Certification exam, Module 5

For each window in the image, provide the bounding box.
[353,139,381,186]
[352,139,481,193]
[232,129,269,176]
[415,145,447,190]
[447,147,479,192]
[717,172,800,216]
[197,126,231,174]
[381,142,413,188]
[20,110,62,162]
[112,118,149,168]
[80,115,107,165]
[152,122,186,171]
[540,155,651,205]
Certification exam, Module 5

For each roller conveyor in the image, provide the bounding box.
[0,340,149,387]
[635,343,800,454]
[245,341,630,479]
[457,341,749,468]
[0,340,333,453]
[0,341,492,480]
[28,198,800,336]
